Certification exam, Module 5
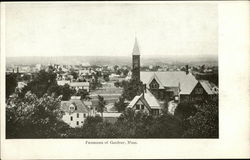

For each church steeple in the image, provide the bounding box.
[132,37,140,81]
[132,37,140,55]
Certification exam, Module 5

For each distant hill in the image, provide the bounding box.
[6,55,218,67]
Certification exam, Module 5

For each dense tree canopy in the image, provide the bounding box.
[182,102,218,138]
[97,95,106,118]
[6,73,18,99]
[114,96,126,112]
[121,79,144,101]
[6,92,69,138]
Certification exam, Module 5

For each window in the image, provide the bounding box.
[81,121,83,123]
[150,79,159,89]
[76,121,79,125]
[77,113,79,118]
[83,113,86,118]
[141,105,144,110]
[136,104,140,110]
[70,116,73,121]
[195,88,203,94]
[152,109,159,115]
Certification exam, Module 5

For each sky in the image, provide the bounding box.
[4,2,218,57]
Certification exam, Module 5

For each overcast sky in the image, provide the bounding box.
[4,2,218,57]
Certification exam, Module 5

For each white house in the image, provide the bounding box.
[61,96,92,128]
[57,80,70,86]
[69,82,90,92]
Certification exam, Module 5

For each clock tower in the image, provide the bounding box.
[132,37,140,82]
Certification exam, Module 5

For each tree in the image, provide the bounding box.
[96,121,119,138]
[148,114,183,138]
[174,102,197,121]
[6,92,69,138]
[122,79,144,101]
[97,95,106,118]
[6,73,18,99]
[19,69,57,98]
[58,84,76,101]
[90,74,102,90]
[69,70,78,80]
[115,108,153,138]
[75,89,89,100]
[182,102,218,138]
[103,74,110,82]
[114,96,126,112]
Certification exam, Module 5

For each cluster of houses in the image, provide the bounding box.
[59,38,218,128]
[9,38,218,128]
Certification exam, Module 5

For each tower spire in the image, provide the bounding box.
[132,37,140,55]
[132,37,141,82]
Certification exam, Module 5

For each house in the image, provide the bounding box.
[127,89,162,116]
[57,80,70,86]
[60,96,94,128]
[140,71,218,103]
[109,73,121,81]
[69,82,90,92]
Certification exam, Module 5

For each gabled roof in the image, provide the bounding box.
[61,99,90,113]
[140,71,198,94]
[127,89,161,109]
[199,80,218,95]
[147,73,165,89]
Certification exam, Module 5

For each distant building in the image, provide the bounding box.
[69,82,90,92]
[109,73,120,81]
[57,80,70,86]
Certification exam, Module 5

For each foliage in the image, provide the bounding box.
[75,89,89,100]
[174,102,197,121]
[182,102,218,138]
[19,70,57,98]
[90,74,102,90]
[6,92,69,138]
[121,79,144,101]
[103,73,110,82]
[148,114,183,138]
[57,84,76,101]
[97,95,106,117]
[18,70,76,100]
[6,73,18,99]
[69,70,78,80]
[114,96,126,112]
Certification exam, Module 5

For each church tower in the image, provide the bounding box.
[132,37,140,81]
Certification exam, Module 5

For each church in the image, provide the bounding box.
[127,38,218,115]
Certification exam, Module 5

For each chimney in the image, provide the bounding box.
[185,65,189,74]
[17,67,19,74]
[12,69,15,73]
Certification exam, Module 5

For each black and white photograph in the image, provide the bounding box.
[1,1,249,159]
